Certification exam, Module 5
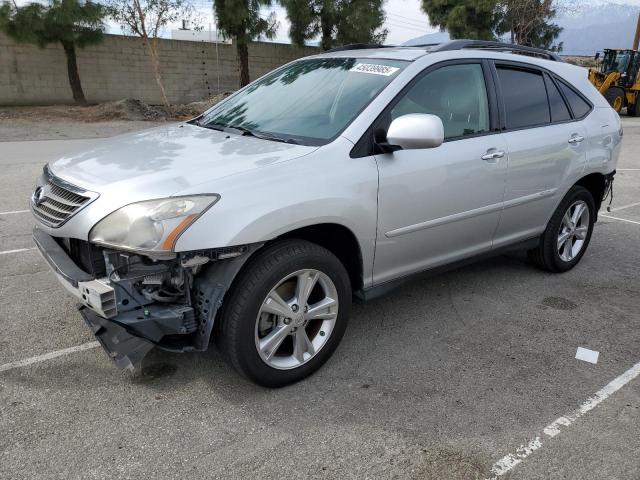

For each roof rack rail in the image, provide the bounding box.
[427,40,563,62]
[326,43,389,53]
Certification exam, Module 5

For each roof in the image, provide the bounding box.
[311,40,563,63]
[315,46,430,61]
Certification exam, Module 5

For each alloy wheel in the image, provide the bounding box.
[557,200,590,262]
[255,269,339,370]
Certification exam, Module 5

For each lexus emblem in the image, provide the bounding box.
[32,186,46,206]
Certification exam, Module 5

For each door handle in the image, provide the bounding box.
[568,135,584,144]
[481,150,505,161]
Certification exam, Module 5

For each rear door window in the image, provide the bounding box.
[544,74,572,122]
[497,67,550,129]
[557,80,592,119]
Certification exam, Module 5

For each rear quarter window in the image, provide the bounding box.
[544,75,572,123]
[557,80,592,119]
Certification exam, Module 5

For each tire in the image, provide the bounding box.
[215,239,352,387]
[628,100,640,117]
[527,186,595,273]
[604,87,625,113]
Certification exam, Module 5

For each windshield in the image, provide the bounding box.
[197,57,408,146]
[602,50,631,74]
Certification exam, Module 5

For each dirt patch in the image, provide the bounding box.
[415,448,489,480]
[86,99,168,121]
[0,92,234,123]
[541,296,578,311]
[564,56,597,68]
[171,92,234,119]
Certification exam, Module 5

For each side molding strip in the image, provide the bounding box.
[385,201,503,238]
[385,188,557,239]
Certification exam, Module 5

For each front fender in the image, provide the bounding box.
[172,138,379,286]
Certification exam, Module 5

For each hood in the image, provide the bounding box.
[49,123,317,197]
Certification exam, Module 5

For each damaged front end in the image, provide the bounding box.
[33,227,258,370]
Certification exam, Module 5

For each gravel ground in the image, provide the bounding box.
[0,94,232,141]
[0,117,168,141]
[0,117,639,479]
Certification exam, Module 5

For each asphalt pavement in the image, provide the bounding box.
[1,119,639,479]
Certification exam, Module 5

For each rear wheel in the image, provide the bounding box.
[528,186,595,273]
[215,239,351,387]
[604,87,625,113]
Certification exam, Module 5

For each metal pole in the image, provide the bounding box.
[214,15,220,94]
[634,12,640,50]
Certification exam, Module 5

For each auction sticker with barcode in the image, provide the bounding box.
[350,63,400,76]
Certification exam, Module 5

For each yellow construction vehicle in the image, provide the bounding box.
[588,14,640,115]
[588,48,640,115]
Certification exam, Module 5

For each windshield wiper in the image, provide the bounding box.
[197,121,226,132]
[224,124,255,136]
[227,125,299,145]
[197,120,298,145]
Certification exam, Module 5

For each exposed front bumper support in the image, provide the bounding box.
[33,227,117,317]
[81,307,154,370]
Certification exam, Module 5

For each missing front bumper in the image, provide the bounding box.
[34,226,199,369]
[81,307,155,370]
[34,227,261,371]
[33,227,117,317]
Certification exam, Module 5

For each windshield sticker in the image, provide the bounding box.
[349,63,400,76]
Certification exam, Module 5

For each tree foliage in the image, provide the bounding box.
[109,0,198,40]
[421,0,564,49]
[496,0,563,50]
[0,0,106,104]
[280,0,387,51]
[420,0,498,40]
[214,0,278,87]
[108,0,200,107]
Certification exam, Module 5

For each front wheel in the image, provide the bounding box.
[215,239,351,387]
[604,87,625,113]
[528,186,595,273]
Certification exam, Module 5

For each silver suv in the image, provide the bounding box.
[32,41,621,386]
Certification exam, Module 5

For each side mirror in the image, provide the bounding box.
[595,52,600,61]
[379,114,445,152]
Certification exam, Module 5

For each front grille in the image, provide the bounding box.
[68,239,107,277]
[56,237,107,277]
[31,170,91,227]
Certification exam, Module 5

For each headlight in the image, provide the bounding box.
[89,195,219,253]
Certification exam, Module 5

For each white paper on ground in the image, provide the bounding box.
[576,347,599,364]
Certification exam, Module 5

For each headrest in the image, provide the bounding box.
[440,82,477,117]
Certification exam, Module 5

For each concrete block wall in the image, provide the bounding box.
[0,33,319,105]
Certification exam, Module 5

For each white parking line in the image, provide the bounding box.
[601,214,640,226]
[0,247,36,255]
[0,209,29,215]
[0,341,100,373]
[486,360,640,479]
[609,201,640,212]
